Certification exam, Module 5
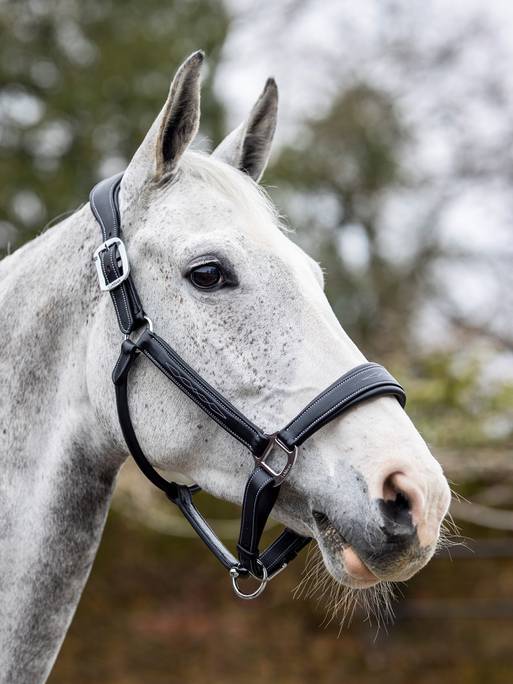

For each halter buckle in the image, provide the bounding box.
[254,433,298,485]
[93,237,130,292]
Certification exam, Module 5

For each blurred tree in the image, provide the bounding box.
[268,84,438,358]
[0,0,229,254]
[241,0,513,360]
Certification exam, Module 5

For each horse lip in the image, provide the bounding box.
[312,510,381,584]
[312,510,348,547]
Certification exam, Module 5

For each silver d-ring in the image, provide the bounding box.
[124,315,154,341]
[143,315,154,332]
[230,562,268,600]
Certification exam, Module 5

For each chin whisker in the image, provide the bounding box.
[292,543,399,635]
[436,514,471,559]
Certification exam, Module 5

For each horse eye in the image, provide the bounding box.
[189,263,225,290]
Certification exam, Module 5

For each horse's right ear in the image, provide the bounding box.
[123,51,203,189]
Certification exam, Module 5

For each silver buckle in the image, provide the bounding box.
[93,237,130,292]
[254,433,298,485]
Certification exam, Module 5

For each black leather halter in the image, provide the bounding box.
[90,173,406,599]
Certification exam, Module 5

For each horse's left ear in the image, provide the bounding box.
[212,78,278,182]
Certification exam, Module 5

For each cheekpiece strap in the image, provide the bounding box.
[90,174,145,334]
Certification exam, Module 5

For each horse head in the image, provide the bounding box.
[89,51,451,597]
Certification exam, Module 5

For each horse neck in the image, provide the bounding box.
[0,205,122,683]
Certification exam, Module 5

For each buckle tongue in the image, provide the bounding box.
[254,433,298,485]
[93,237,130,292]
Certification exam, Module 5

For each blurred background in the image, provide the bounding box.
[1,0,513,682]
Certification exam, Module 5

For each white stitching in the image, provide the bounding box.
[292,382,395,443]
[163,363,227,420]
[285,365,380,432]
[109,247,131,330]
[91,189,132,334]
[108,182,120,234]
[113,349,125,378]
[249,474,273,551]
[266,538,301,567]
[99,251,127,333]
[149,333,262,443]
[140,349,252,450]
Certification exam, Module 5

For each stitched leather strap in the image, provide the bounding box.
[236,468,311,578]
[112,333,406,579]
[237,467,281,575]
[136,329,270,455]
[113,339,310,578]
[90,175,145,334]
[277,362,406,449]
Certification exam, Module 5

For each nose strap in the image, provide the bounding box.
[277,362,406,449]
[236,364,406,578]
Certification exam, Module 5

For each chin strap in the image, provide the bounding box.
[91,173,407,600]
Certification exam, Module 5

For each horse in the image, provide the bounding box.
[0,51,451,683]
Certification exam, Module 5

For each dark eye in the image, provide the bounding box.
[189,262,224,290]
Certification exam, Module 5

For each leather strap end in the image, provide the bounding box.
[112,339,138,385]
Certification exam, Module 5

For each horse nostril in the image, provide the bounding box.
[380,472,425,537]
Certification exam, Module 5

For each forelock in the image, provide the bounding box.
[179,151,286,234]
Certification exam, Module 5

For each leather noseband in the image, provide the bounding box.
[90,173,406,599]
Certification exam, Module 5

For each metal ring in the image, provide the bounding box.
[230,561,268,600]
[124,315,154,341]
[143,315,154,332]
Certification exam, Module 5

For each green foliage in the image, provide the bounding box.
[399,353,513,448]
[0,0,229,252]
[273,84,405,196]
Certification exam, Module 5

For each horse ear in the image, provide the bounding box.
[212,78,278,182]
[155,50,203,179]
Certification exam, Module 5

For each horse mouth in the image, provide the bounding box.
[312,510,380,588]
[312,510,348,549]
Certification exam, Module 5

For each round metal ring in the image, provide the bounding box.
[230,562,268,600]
